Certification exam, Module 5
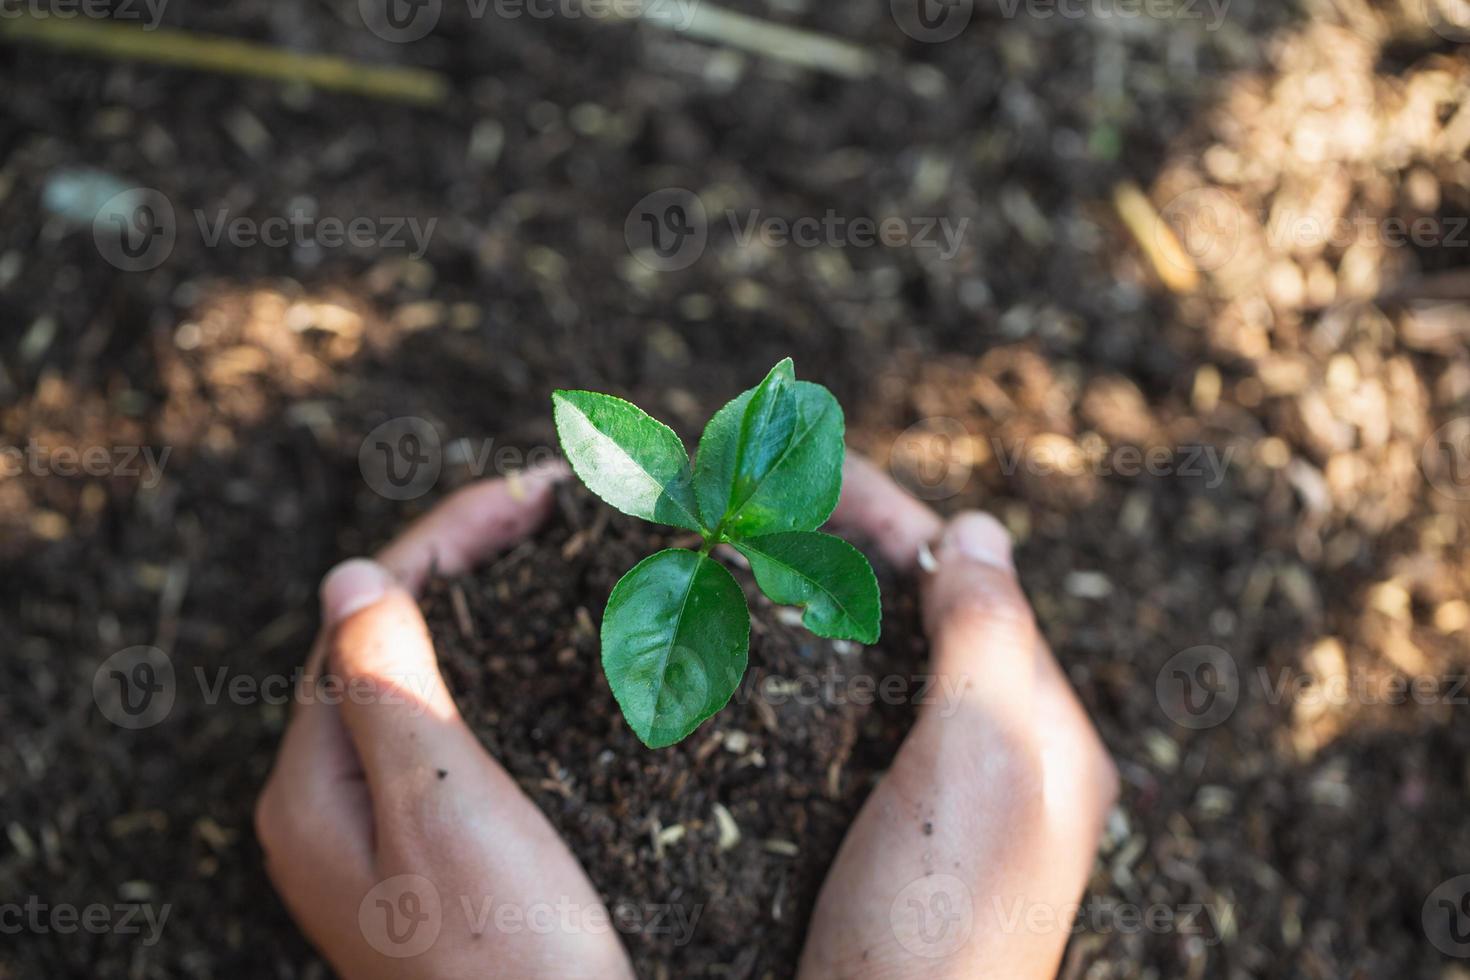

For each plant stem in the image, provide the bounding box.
[699,522,729,557]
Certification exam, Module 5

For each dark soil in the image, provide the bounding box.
[421,482,925,979]
[4,1,1470,979]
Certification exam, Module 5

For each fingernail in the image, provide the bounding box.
[321,558,396,627]
[940,513,1013,570]
[531,458,571,479]
[506,459,570,501]
[917,540,939,574]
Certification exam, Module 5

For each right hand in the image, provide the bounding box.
[798,456,1119,978]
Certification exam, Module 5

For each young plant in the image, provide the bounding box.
[552,359,880,748]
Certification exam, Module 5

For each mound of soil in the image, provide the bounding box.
[420,482,926,978]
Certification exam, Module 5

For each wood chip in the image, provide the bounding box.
[195,817,237,852]
[712,802,740,852]
[450,581,476,640]
[1112,180,1201,295]
[637,1,879,79]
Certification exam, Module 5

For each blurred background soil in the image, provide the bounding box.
[2,0,1469,976]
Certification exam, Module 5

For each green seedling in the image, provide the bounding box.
[553,359,880,748]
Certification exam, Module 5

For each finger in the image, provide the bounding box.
[323,560,571,886]
[257,689,372,871]
[827,453,943,572]
[277,561,387,803]
[257,563,395,874]
[323,560,486,808]
[377,462,568,595]
[268,633,368,812]
[920,512,1038,732]
[256,577,384,911]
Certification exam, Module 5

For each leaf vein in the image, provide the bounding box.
[727,397,835,527]
[740,540,860,628]
[646,554,703,733]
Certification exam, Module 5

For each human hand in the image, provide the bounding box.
[799,456,1119,978]
[255,466,635,980]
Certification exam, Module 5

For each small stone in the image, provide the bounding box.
[1435,600,1470,634]
[776,608,804,628]
[1065,571,1113,599]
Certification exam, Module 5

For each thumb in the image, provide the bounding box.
[320,559,479,797]
[921,512,1039,731]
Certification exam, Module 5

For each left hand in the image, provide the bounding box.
[255,465,635,980]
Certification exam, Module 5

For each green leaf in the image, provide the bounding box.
[601,549,750,748]
[553,390,703,532]
[694,358,798,528]
[733,358,799,509]
[736,531,880,644]
[694,377,844,538]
